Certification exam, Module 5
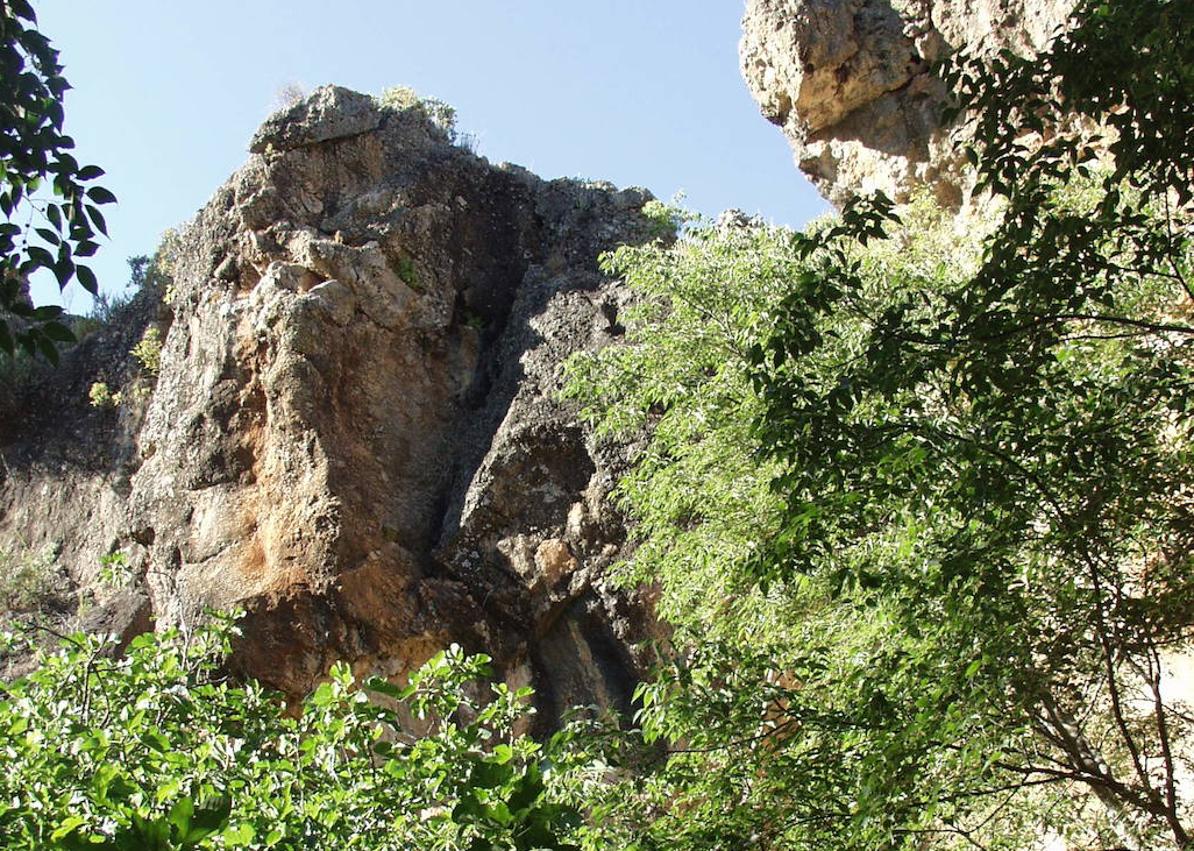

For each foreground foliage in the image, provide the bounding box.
[0,620,580,850]
[0,0,115,361]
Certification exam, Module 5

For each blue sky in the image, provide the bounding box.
[31,1,827,311]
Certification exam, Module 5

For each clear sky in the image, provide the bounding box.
[30,1,828,311]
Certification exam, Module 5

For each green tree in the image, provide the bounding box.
[564,0,1193,846]
[1,0,115,363]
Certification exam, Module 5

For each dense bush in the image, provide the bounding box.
[0,619,582,850]
[0,544,61,613]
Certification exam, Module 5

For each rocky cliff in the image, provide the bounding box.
[0,87,661,721]
[740,0,1076,205]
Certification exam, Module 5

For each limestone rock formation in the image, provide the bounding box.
[0,87,661,720]
[740,0,1076,205]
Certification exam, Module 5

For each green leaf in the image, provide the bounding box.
[41,321,75,343]
[488,743,514,764]
[453,792,486,822]
[86,186,117,205]
[27,245,55,269]
[181,796,230,845]
[507,765,544,814]
[75,263,98,294]
[168,796,194,836]
[50,815,88,841]
[53,253,75,288]
[85,205,107,236]
[470,758,512,790]
[36,334,59,365]
[130,813,171,848]
[221,823,255,846]
[364,676,414,701]
[9,0,36,21]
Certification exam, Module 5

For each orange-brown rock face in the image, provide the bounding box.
[1,87,661,718]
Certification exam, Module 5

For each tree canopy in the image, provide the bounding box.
[564,0,1194,846]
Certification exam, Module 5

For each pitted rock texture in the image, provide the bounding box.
[0,86,660,719]
[740,0,1075,205]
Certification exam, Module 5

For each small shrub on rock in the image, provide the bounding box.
[376,85,458,141]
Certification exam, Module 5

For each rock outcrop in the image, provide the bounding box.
[740,0,1075,205]
[0,86,661,720]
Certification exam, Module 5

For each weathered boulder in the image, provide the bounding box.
[0,86,661,720]
[740,0,1075,205]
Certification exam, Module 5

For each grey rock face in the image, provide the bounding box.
[249,85,383,154]
[1,87,662,717]
[740,0,1076,205]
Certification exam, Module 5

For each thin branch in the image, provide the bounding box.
[1044,313,1194,336]
[1087,562,1163,808]
[664,717,799,756]
[1145,638,1189,846]
[1163,191,1194,301]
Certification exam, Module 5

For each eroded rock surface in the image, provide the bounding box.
[0,87,661,718]
[740,0,1075,204]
